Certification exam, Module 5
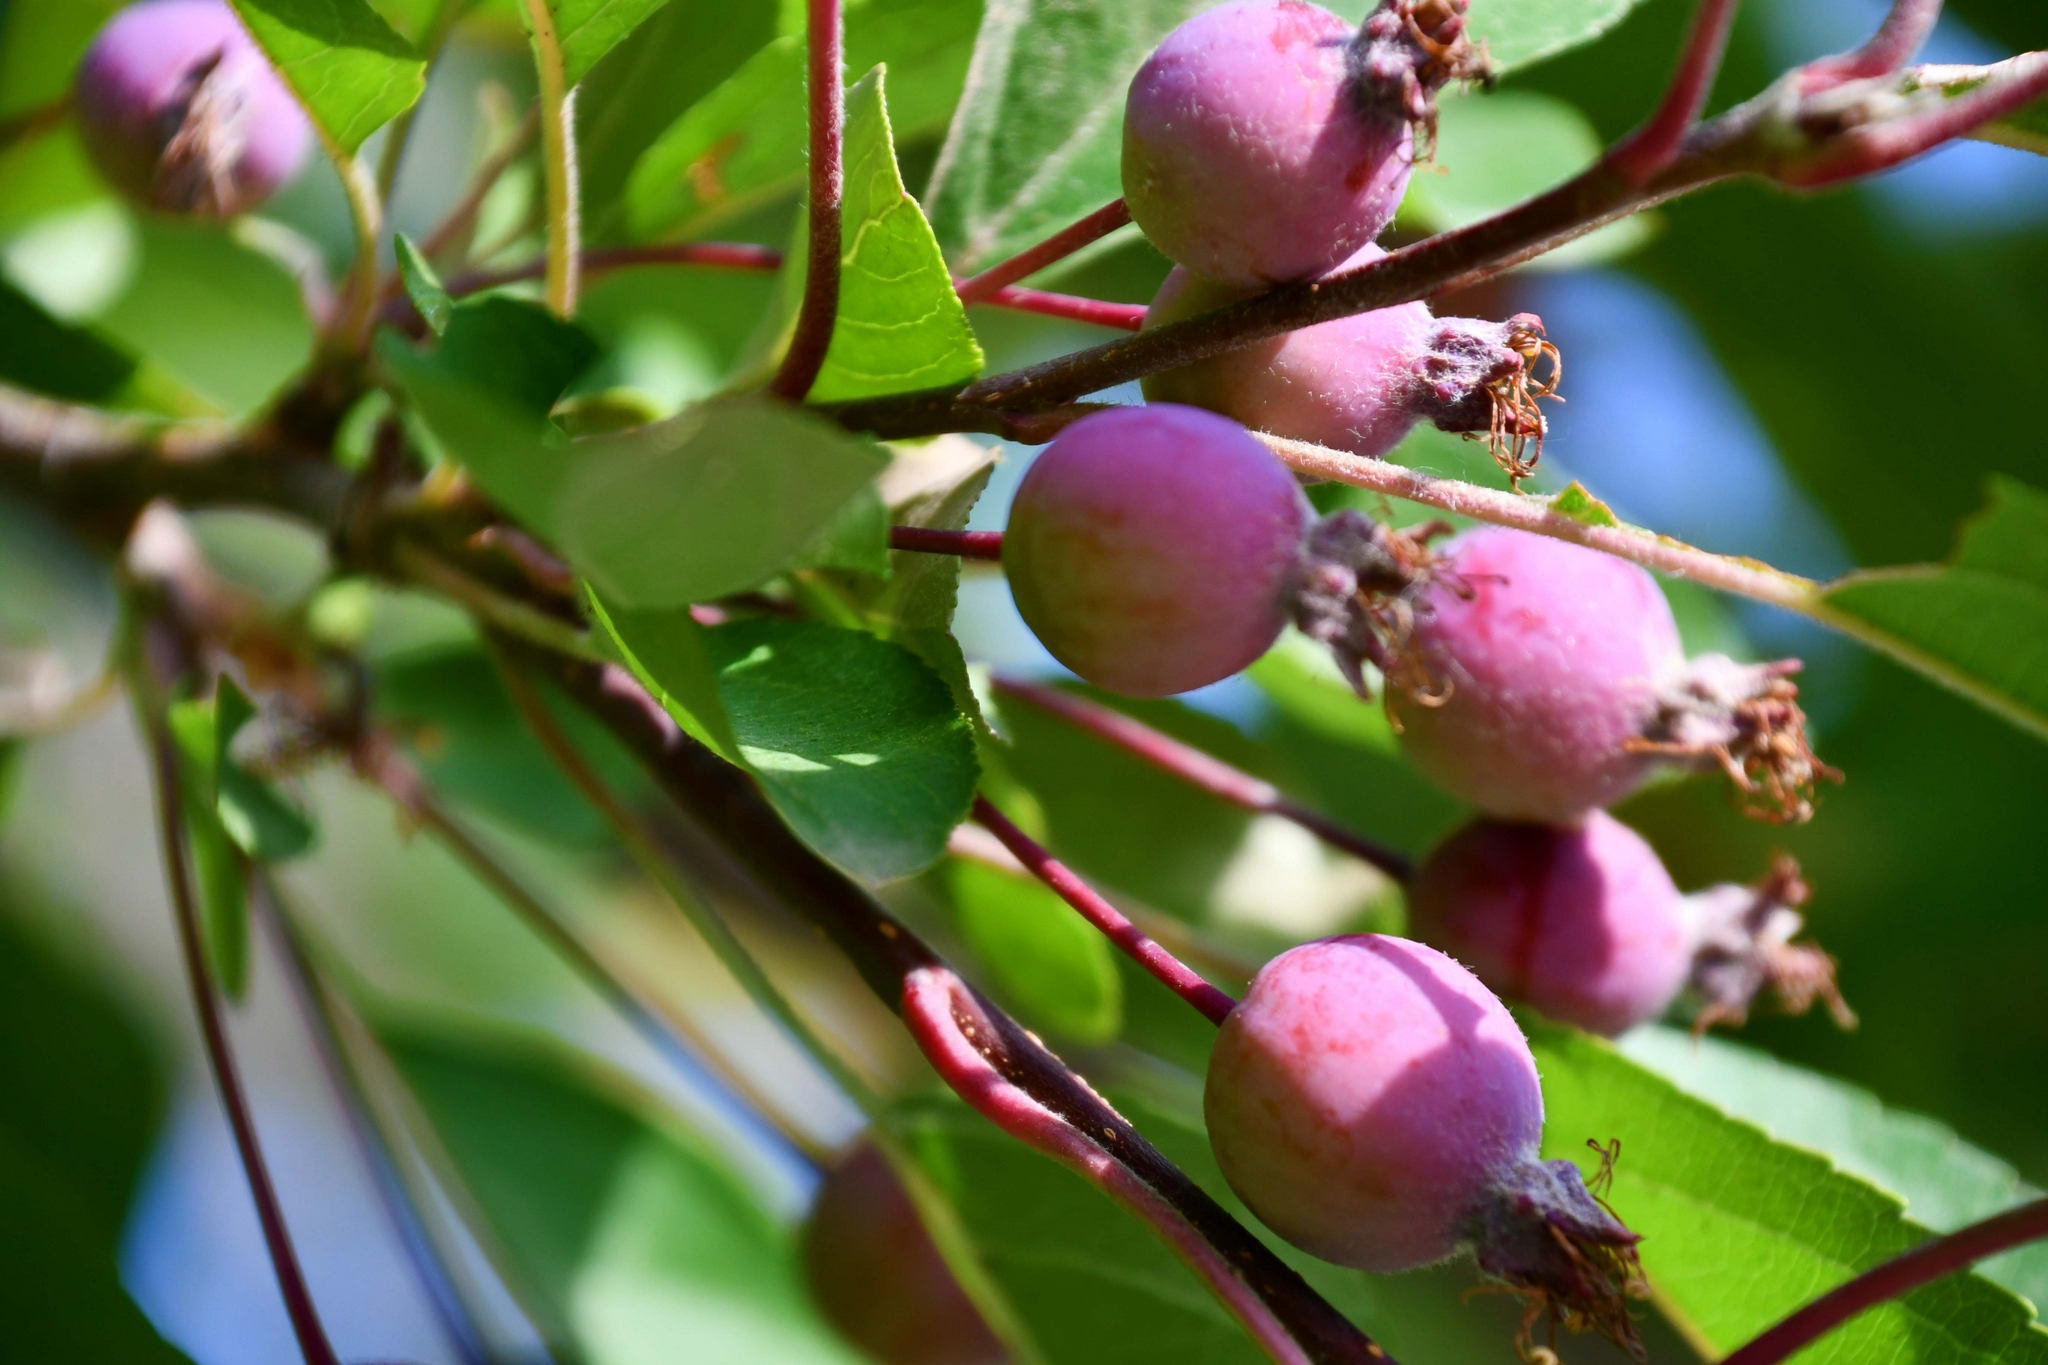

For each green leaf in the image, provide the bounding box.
[925,0,1199,273]
[890,1090,1271,1365]
[1245,630,1397,755]
[0,914,187,1362]
[386,1027,864,1365]
[1531,1020,2048,1364]
[1462,0,1652,73]
[0,274,136,405]
[947,856,1122,1042]
[789,483,891,577]
[622,0,980,242]
[1398,89,1653,267]
[869,436,998,729]
[799,65,984,403]
[1822,478,2048,743]
[226,0,428,155]
[1550,480,1623,529]
[165,697,249,998]
[0,1,124,116]
[209,678,317,862]
[583,586,743,765]
[704,619,978,880]
[554,399,890,607]
[394,232,452,336]
[1618,1027,2048,1312]
[524,0,674,88]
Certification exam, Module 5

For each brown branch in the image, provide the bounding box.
[506,640,1390,1365]
[772,0,847,401]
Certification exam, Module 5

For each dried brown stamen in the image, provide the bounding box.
[1483,315,1564,490]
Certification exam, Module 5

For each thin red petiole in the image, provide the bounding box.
[771,0,847,400]
[955,200,1133,305]
[972,795,1237,1026]
[990,676,1414,882]
[888,526,1004,559]
[1801,0,1944,90]
[977,284,1146,331]
[1605,0,1744,186]
[1719,1197,2048,1365]
[138,681,343,1365]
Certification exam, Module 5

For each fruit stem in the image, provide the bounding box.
[1719,1197,2048,1365]
[1605,0,1743,186]
[1801,0,1945,89]
[487,633,887,1115]
[355,735,831,1162]
[954,199,1132,304]
[888,526,1004,559]
[771,0,848,400]
[990,676,1413,881]
[519,0,580,316]
[971,795,1237,1026]
[328,147,386,348]
[131,633,344,1365]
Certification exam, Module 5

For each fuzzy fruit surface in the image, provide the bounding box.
[1142,253,1438,458]
[76,0,310,218]
[1123,0,1411,287]
[1205,934,1543,1271]
[803,1143,1007,1365]
[1004,404,1310,697]
[1391,526,1683,822]
[1411,813,1690,1036]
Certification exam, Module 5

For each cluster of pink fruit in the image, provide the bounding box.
[999,0,1855,1342]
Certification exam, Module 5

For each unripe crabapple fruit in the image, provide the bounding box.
[76,0,311,218]
[1003,404,1311,697]
[1387,526,1836,824]
[1141,251,1559,470]
[1411,814,1856,1036]
[1206,935,1645,1348]
[1123,0,1484,288]
[803,1143,1007,1365]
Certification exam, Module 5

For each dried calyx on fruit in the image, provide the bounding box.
[1374,526,1836,824]
[1122,0,1489,288]
[1142,254,1562,482]
[1410,813,1854,1037]
[1289,508,1454,699]
[1205,935,1648,1357]
[75,0,311,219]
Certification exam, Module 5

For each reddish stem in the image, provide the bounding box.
[139,684,343,1365]
[1720,1197,2048,1365]
[888,526,1004,559]
[1606,0,1744,185]
[954,199,1133,304]
[978,285,1147,331]
[990,676,1413,882]
[771,0,847,401]
[1783,52,2048,187]
[971,795,1237,1026]
[1802,0,1944,89]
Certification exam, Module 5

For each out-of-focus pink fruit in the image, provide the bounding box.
[1409,813,1691,1036]
[1003,404,1311,697]
[75,0,311,218]
[803,1143,1007,1365]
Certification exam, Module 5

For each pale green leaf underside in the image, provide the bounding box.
[1620,1027,2048,1313]
[227,0,426,154]
[1822,478,2048,742]
[804,66,984,403]
[1533,1022,2048,1365]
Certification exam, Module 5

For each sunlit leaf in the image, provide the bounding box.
[522,0,674,88]
[227,0,427,155]
[1462,0,1651,73]
[704,619,978,881]
[584,587,742,765]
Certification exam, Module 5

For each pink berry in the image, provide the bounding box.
[1388,527,1685,823]
[1409,813,1691,1036]
[1141,250,1556,463]
[1206,935,1644,1345]
[1004,404,1310,697]
[803,1143,1007,1365]
[76,0,311,218]
[1122,0,1411,287]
